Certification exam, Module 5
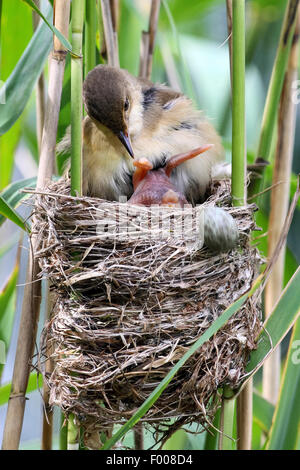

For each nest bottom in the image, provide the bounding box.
[35,178,262,447]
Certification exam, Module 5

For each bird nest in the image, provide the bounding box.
[32,177,262,446]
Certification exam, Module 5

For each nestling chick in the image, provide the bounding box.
[128,146,239,252]
[129,146,213,207]
[58,65,224,203]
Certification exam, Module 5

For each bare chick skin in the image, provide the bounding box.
[57,65,224,203]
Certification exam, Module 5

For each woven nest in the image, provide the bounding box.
[33,177,262,445]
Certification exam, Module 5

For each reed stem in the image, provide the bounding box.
[229,0,250,450]
[68,0,85,445]
[100,0,119,67]
[41,285,54,450]
[85,0,96,77]
[1,0,70,450]
[134,422,144,450]
[237,382,252,449]
[249,0,299,199]
[109,0,120,32]
[71,0,84,196]
[60,413,68,450]
[231,0,246,207]
[262,10,300,405]
[219,387,235,450]
[139,0,161,80]
[33,0,46,153]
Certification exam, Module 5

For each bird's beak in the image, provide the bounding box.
[118,130,134,158]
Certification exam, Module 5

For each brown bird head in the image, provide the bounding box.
[83,65,135,157]
[128,145,213,207]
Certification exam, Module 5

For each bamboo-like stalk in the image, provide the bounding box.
[249,0,299,199]
[42,387,53,450]
[41,287,55,450]
[38,0,71,187]
[228,0,251,450]
[35,74,46,153]
[218,387,235,450]
[262,12,300,405]
[236,382,252,449]
[59,413,68,450]
[33,0,46,153]
[85,0,97,77]
[100,0,119,67]
[1,0,70,450]
[139,0,161,80]
[231,0,246,206]
[134,422,144,450]
[109,0,120,32]
[33,4,51,447]
[71,0,84,197]
[204,408,221,450]
[139,31,150,79]
[68,0,85,447]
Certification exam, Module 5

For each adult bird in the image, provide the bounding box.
[57,65,224,203]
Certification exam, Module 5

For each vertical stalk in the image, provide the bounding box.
[33,3,51,447]
[231,0,246,206]
[32,0,46,153]
[218,387,235,450]
[134,422,144,450]
[71,0,84,196]
[236,382,252,449]
[41,288,54,450]
[38,0,71,187]
[85,0,96,77]
[68,0,85,446]
[229,0,251,450]
[139,0,161,80]
[204,408,221,450]
[109,0,120,32]
[60,413,68,450]
[100,0,119,67]
[249,0,299,199]
[262,12,300,405]
[1,0,70,450]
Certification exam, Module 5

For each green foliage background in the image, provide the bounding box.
[0,0,299,450]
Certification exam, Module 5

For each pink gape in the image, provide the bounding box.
[128,145,213,207]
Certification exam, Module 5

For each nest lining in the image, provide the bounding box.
[33,177,262,443]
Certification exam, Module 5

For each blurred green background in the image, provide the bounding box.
[0,0,299,449]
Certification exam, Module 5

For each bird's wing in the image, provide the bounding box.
[140,82,185,133]
[141,81,183,110]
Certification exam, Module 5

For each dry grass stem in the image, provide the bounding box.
[263,14,300,404]
[139,0,161,80]
[101,0,120,67]
[1,1,71,450]
[33,0,46,152]
[109,0,120,32]
[237,381,252,449]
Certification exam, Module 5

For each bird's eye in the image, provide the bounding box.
[124,98,130,111]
